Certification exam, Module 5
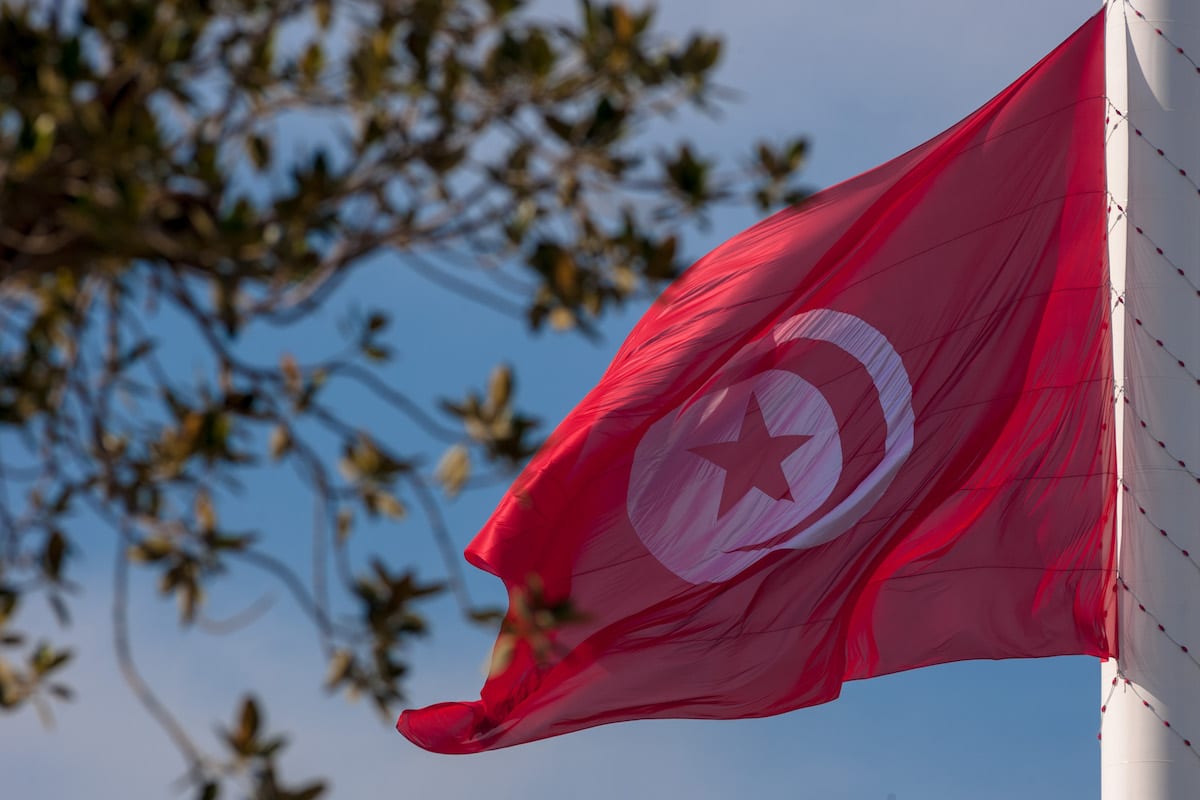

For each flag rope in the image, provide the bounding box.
[1105,106,1126,145]
[1100,675,1120,742]
[1116,578,1199,667]
[1121,395,1200,482]
[1107,199,1200,294]
[1123,0,1200,75]
[1105,102,1200,198]
[1104,677,1200,760]
[1119,481,1200,565]
[1115,297,1200,387]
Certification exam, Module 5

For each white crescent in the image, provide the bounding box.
[627,309,914,584]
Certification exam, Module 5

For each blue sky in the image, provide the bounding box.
[0,2,1108,798]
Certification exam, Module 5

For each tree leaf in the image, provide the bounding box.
[434,445,471,498]
[238,696,260,743]
[269,425,292,460]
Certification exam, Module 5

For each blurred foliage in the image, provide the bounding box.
[0,0,808,795]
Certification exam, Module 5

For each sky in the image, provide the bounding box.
[0,1,1111,798]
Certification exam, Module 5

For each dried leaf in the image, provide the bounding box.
[325,650,354,689]
[269,425,292,460]
[375,492,406,520]
[335,508,354,544]
[434,445,471,498]
[195,490,216,533]
[487,365,512,409]
[238,696,260,742]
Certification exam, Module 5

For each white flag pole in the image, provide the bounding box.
[1102,1,1200,798]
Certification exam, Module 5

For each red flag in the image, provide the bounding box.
[399,11,1116,754]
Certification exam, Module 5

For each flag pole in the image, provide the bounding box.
[1102,1,1200,798]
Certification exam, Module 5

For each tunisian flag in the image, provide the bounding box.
[400,11,1116,753]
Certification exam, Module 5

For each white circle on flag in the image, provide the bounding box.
[626,309,914,584]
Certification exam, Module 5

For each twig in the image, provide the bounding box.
[196,593,276,635]
[329,363,464,443]
[112,527,208,781]
[403,250,528,321]
[405,473,475,616]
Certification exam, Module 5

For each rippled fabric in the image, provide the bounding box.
[399,10,1115,754]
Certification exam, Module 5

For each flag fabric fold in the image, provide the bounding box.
[399,10,1116,754]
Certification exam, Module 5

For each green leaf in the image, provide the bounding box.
[47,683,74,702]
[0,589,18,627]
[315,0,333,28]
[468,607,505,625]
[365,311,389,333]
[287,781,327,800]
[486,0,524,16]
[248,135,271,170]
[127,537,175,563]
[31,643,72,675]
[47,594,70,627]
[238,696,260,742]
[40,530,68,581]
[300,43,325,84]
[361,343,391,362]
[335,508,354,544]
